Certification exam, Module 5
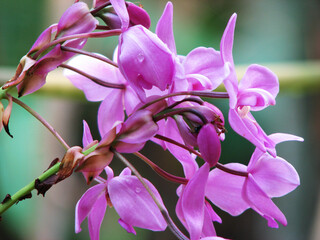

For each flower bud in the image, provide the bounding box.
[56,2,98,38]
[2,95,13,138]
[117,109,158,144]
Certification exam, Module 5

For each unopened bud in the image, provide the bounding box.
[2,95,13,138]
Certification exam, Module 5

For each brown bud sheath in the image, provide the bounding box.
[58,146,84,182]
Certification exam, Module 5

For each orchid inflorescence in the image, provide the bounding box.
[0,1,303,240]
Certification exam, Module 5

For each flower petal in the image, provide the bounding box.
[98,90,124,137]
[108,175,167,231]
[206,163,249,216]
[75,183,107,233]
[250,155,300,198]
[198,124,221,167]
[179,163,210,240]
[156,2,176,54]
[243,174,287,228]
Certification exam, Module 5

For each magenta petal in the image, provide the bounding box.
[75,183,107,233]
[239,64,279,100]
[87,193,108,240]
[269,133,304,144]
[57,2,98,37]
[250,155,300,198]
[229,109,270,153]
[29,24,57,54]
[220,13,237,65]
[127,3,151,29]
[183,47,229,90]
[108,175,167,231]
[206,163,249,216]
[201,203,218,238]
[110,0,129,30]
[64,54,124,101]
[180,163,210,240]
[118,25,175,100]
[118,218,137,235]
[98,90,124,137]
[82,120,93,147]
[198,124,221,167]
[244,174,287,227]
[156,2,176,54]
[164,118,198,179]
[118,109,158,144]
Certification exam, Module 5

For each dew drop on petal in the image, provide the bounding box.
[135,187,141,193]
[137,53,145,63]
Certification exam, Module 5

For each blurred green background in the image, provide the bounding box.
[0,0,319,239]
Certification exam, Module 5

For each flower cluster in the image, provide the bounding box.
[0,0,303,240]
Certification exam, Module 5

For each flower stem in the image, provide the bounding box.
[133,152,188,184]
[0,142,99,216]
[138,91,229,111]
[113,150,189,240]
[0,162,61,215]
[60,46,118,68]
[60,64,125,89]
[33,29,121,60]
[11,96,70,150]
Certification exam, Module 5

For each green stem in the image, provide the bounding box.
[0,142,99,216]
[0,162,61,215]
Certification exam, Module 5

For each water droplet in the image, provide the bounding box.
[135,187,141,193]
[137,53,144,63]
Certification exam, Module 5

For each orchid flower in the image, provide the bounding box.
[205,134,303,227]
[220,13,283,157]
[75,166,167,240]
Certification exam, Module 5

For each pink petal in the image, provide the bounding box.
[118,25,175,100]
[117,109,159,144]
[118,218,136,234]
[28,24,57,54]
[239,64,279,101]
[183,47,229,90]
[75,183,107,233]
[244,174,287,228]
[164,118,198,179]
[198,124,221,167]
[180,163,210,240]
[127,3,151,29]
[57,2,98,37]
[269,133,304,145]
[220,13,236,65]
[87,193,108,240]
[250,155,300,198]
[64,54,125,101]
[108,175,167,231]
[98,90,124,137]
[156,2,176,54]
[82,120,93,148]
[110,0,129,30]
[206,163,249,216]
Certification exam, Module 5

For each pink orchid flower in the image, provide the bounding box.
[205,134,303,228]
[75,166,167,240]
[221,13,282,157]
[118,2,229,101]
